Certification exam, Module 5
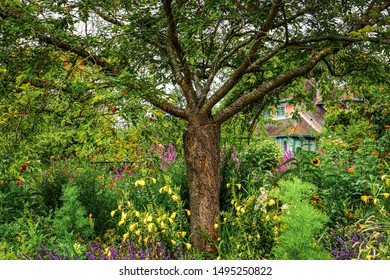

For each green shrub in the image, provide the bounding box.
[271,178,331,260]
[53,184,92,240]
[75,166,117,236]
[0,241,18,260]
[35,158,75,212]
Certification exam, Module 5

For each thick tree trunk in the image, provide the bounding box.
[183,121,221,253]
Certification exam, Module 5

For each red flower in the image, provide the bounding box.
[20,163,28,173]
[17,181,24,186]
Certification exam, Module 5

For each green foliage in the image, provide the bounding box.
[53,184,92,240]
[109,175,192,255]
[35,158,75,212]
[0,241,18,260]
[75,166,117,237]
[271,178,331,260]
[218,182,275,259]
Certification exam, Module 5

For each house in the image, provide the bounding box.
[264,78,364,152]
[264,99,326,152]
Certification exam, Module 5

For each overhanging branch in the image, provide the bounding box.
[214,47,331,124]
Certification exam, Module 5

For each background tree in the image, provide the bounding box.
[1,0,389,253]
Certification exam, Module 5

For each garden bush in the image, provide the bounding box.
[270,178,331,260]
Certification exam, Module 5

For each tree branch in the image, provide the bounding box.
[161,0,196,107]
[147,97,188,120]
[201,0,283,115]
[214,47,331,124]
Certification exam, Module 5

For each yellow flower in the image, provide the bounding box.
[135,229,141,236]
[150,177,156,184]
[147,223,155,232]
[383,193,390,199]
[348,167,355,173]
[311,157,321,167]
[361,195,370,203]
[185,243,192,250]
[273,215,279,221]
[380,207,388,216]
[180,231,187,238]
[236,183,242,190]
[226,183,231,188]
[185,209,191,216]
[229,236,234,241]
[170,212,177,219]
[135,210,140,217]
[265,215,270,221]
[135,179,146,187]
[171,240,177,245]
[129,223,136,232]
[373,198,379,205]
[267,199,276,206]
[123,232,129,241]
[172,194,180,201]
[110,209,117,217]
[231,199,235,205]
[213,223,219,229]
[146,215,153,222]
[118,212,127,226]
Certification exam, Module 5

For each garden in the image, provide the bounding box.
[1,94,389,260]
[1,0,389,261]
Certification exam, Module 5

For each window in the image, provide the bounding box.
[276,105,286,119]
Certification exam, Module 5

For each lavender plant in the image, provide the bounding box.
[33,238,191,260]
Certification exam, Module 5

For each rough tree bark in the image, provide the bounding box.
[183,120,221,253]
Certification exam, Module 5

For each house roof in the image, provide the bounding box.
[265,118,316,137]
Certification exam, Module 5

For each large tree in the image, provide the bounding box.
[1,0,389,252]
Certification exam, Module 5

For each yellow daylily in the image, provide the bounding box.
[129,223,137,232]
[268,199,276,206]
[110,209,117,217]
[361,195,370,203]
[135,179,146,187]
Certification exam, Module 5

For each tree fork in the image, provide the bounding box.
[183,121,221,253]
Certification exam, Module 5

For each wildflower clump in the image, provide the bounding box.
[109,176,191,256]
